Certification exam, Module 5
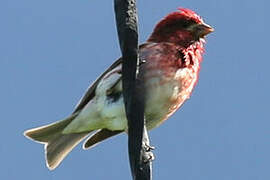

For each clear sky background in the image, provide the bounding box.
[1,0,269,179]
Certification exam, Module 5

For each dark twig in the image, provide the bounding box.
[114,0,153,179]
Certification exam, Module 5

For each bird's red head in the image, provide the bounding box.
[148,8,214,47]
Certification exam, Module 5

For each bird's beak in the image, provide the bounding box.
[196,23,214,37]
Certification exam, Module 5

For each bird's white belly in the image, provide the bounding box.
[63,67,191,134]
[95,79,181,131]
[63,82,181,133]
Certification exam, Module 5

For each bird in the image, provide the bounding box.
[24,7,214,170]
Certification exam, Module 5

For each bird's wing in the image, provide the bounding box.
[70,59,124,148]
[72,58,122,114]
[72,43,150,114]
[71,43,149,148]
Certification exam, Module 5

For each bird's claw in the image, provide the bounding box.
[142,151,155,163]
[144,143,155,152]
[142,142,155,163]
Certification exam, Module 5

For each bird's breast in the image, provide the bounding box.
[139,42,200,129]
[143,65,197,129]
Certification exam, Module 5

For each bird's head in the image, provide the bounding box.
[148,8,214,47]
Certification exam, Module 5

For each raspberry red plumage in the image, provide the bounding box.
[148,8,210,47]
[153,8,203,32]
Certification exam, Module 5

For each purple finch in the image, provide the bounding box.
[24,8,213,170]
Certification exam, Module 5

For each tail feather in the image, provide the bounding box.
[83,129,123,150]
[24,115,91,170]
[45,132,89,170]
[24,115,75,143]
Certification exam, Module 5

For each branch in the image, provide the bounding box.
[114,0,153,179]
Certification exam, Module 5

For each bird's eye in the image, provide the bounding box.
[177,19,196,30]
[181,22,190,28]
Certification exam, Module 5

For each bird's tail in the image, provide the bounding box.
[24,114,91,170]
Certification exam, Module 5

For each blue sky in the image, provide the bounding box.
[1,0,269,179]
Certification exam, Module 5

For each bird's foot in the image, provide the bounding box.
[142,142,155,163]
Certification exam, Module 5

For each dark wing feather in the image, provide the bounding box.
[72,58,122,114]
[72,43,150,114]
